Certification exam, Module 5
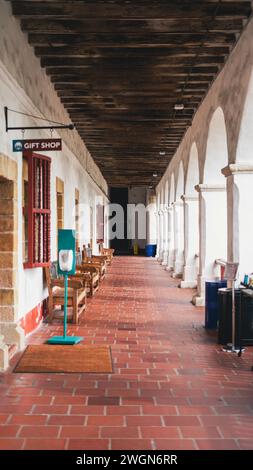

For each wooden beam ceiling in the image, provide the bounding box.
[8,0,252,186]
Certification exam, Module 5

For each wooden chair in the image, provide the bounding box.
[76,264,99,296]
[82,246,107,280]
[44,263,87,324]
[101,248,114,265]
[99,243,114,265]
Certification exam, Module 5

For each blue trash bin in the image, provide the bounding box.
[145,244,157,257]
[205,279,227,329]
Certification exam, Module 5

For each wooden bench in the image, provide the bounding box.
[44,264,87,324]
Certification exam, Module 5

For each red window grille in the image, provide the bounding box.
[23,151,51,268]
[96,204,104,243]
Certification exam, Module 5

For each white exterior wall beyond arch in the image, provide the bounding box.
[186,143,200,195]
[224,67,253,281]
[181,143,199,288]
[173,162,185,276]
[203,107,228,184]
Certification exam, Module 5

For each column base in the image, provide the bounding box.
[192,295,205,306]
[173,260,184,278]
[0,335,8,371]
[180,280,197,288]
[161,251,168,266]
[0,322,25,350]
[172,272,183,279]
[165,265,173,272]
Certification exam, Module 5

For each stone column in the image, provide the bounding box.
[180,195,199,288]
[166,203,175,271]
[172,200,185,278]
[0,170,25,371]
[193,184,227,306]
[222,164,253,282]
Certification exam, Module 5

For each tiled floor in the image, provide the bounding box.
[1,256,253,450]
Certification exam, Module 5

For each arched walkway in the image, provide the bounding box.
[3,256,253,450]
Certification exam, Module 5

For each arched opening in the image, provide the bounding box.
[204,107,228,184]
[161,179,170,264]
[175,161,184,200]
[236,68,253,164]
[226,68,253,280]
[169,173,175,204]
[173,162,185,277]
[181,143,200,288]
[186,143,199,195]
[167,174,175,269]
[196,108,228,304]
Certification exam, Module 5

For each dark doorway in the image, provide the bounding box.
[109,187,131,255]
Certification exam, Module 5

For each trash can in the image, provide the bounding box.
[217,288,241,347]
[240,290,253,346]
[133,243,139,255]
[145,244,157,257]
[205,280,227,329]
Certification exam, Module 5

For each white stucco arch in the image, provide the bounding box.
[204,107,228,184]
[164,179,169,206]
[175,161,184,200]
[186,143,199,195]
[236,67,253,163]
[169,173,175,204]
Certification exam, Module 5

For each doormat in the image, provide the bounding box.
[13,344,113,373]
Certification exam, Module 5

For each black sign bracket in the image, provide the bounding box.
[4,106,74,132]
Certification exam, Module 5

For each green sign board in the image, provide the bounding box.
[58,229,76,276]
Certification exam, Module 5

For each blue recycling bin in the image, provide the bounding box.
[145,244,157,257]
[205,279,227,329]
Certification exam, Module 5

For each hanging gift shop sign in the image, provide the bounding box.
[12,138,62,152]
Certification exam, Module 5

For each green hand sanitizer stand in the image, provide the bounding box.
[47,229,83,345]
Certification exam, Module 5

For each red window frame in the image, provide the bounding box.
[96,203,104,243]
[23,151,51,269]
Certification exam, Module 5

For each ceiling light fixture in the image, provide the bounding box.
[159,151,165,156]
[174,103,184,111]
[153,173,158,177]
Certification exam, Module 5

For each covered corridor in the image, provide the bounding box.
[1,0,253,455]
[1,257,253,451]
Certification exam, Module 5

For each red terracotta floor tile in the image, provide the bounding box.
[1,256,253,450]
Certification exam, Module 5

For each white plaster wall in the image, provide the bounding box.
[0,0,107,194]
[0,2,109,320]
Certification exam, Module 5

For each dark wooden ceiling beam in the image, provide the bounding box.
[11,1,252,20]
[8,0,251,186]
[28,32,236,47]
[20,18,243,34]
[42,55,226,68]
[47,66,219,76]
[36,45,231,58]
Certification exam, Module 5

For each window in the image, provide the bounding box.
[90,206,93,250]
[23,152,51,268]
[75,189,80,250]
[22,158,28,263]
[56,177,64,250]
[96,203,104,243]
[56,177,64,229]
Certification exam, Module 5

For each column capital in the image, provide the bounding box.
[181,194,198,202]
[221,163,253,177]
[195,183,226,193]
